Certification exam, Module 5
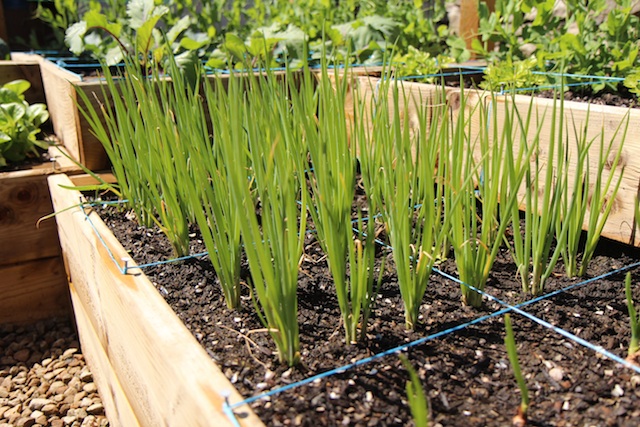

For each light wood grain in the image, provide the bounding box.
[69,280,140,427]
[49,174,264,427]
[0,146,81,266]
[38,56,84,166]
[0,256,69,324]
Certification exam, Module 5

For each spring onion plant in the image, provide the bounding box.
[367,77,450,328]
[76,57,191,257]
[504,314,529,426]
[625,272,640,359]
[446,88,523,307]
[300,63,378,343]
[222,66,308,366]
[399,354,429,427]
[504,94,567,296]
[558,110,628,278]
[164,57,244,310]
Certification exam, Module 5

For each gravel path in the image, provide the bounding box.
[0,318,109,427]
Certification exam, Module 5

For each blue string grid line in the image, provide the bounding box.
[77,201,640,423]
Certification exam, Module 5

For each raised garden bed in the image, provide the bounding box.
[0,56,83,324]
[45,62,640,425]
[48,171,640,426]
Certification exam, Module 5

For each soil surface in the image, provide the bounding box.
[96,204,640,427]
[537,89,640,109]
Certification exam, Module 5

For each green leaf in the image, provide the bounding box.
[223,33,247,59]
[127,0,156,29]
[135,14,162,56]
[166,15,191,44]
[3,80,30,97]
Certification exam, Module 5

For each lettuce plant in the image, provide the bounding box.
[65,0,210,69]
[0,80,50,168]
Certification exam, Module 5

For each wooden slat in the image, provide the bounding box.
[459,0,480,55]
[48,174,264,427]
[0,171,60,265]
[0,256,69,324]
[69,280,140,427]
[0,146,81,266]
[38,56,85,166]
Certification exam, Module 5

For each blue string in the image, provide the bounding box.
[434,266,640,375]
[80,203,125,275]
[133,251,210,270]
[228,259,640,412]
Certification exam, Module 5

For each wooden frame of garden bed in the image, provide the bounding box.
[48,173,263,427]
[0,56,84,324]
[348,75,639,247]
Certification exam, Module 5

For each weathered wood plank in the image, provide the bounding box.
[49,174,263,427]
[0,146,81,266]
[0,256,69,324]
[69,280,140,427]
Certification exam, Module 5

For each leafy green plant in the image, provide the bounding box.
[625,272,640,360]
[65,0,209,69]
[0,80,50,168]
[480,57,546,92]
[399,354,430,427]
[504,314,530,426]
[393,46,453,83]
[477,0,640,94]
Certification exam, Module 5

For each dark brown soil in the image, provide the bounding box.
[537,89,640,109]
[95,204,640,427]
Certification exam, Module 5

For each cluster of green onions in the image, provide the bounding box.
[77,50,629,365]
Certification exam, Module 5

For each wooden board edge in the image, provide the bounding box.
[69,280,141,427]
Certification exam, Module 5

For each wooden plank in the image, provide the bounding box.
[48,174,264,427]
[69,172,118,187]
[69,280,140,427]
[0,171,61,265]
[0,146,81,266]
[0,256,69,324]
[38,55,85,167]
[459,0,480,56]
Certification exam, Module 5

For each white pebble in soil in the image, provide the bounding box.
[0,318,109,427]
